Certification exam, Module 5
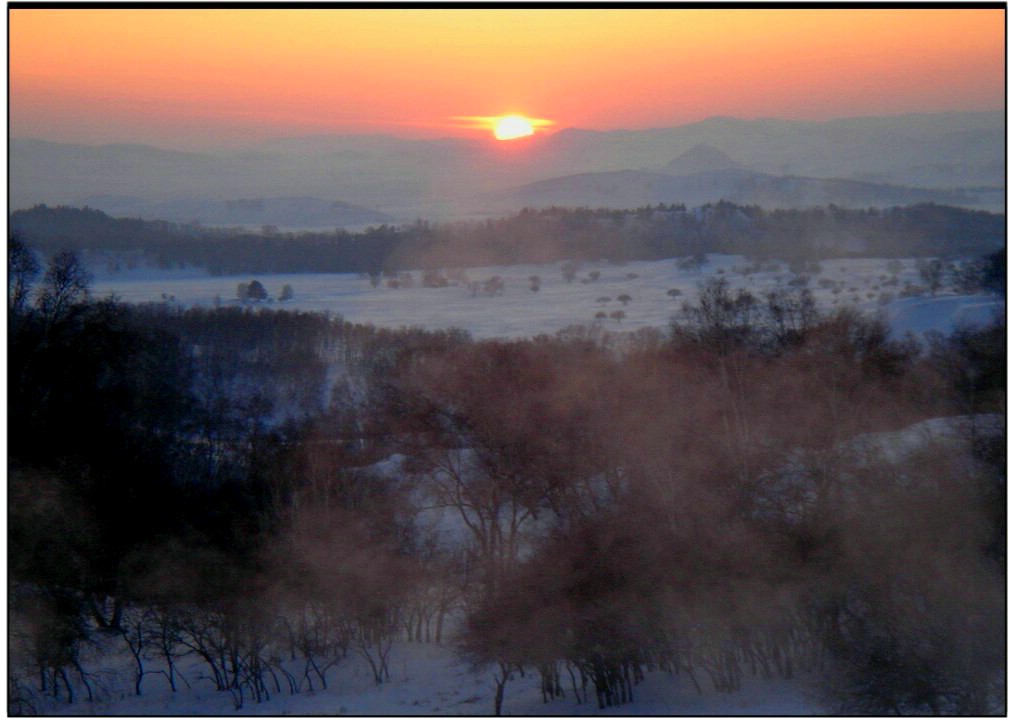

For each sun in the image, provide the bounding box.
[450,114,553,140]
[450,113,553,140]
[493,115,535,141]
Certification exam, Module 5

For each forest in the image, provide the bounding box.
[9,201,1004,276]
[7,231,1005,715]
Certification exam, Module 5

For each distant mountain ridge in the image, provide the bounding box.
[479,168,985,213]
[10,110,1003,220]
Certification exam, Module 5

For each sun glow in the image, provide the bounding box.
[451,114,554,140]
[494,115,534,140]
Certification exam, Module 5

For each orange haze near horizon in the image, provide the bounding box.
[9,8,1004,150]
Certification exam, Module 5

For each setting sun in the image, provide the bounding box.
[494,115,534,140]
[453,114,554,140]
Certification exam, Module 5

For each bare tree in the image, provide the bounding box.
[674,277,761,356]
[483,276,505,297]
[8,232,39,319]
[764,286,817,348]
[423,269,449,288]
[37,250,91,326]
[917,259,945,296]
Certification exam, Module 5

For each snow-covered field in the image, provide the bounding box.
[89,254,1002,342]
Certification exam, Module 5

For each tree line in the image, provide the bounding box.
[10,201,1003,277]
[8,237,1005,714]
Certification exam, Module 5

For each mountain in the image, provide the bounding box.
[662,144,744,175]
[10,110,1003,221]
[528,111,1004,188]
[479,168,983,213]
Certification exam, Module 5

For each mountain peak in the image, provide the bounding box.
[663,143,743,175]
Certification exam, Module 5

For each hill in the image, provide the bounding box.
[481,168,983,213]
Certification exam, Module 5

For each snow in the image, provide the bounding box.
[844,414,1004,466]
[882,293,1004,340]
[36,639,822,716]
[87,254,1003,342]
[767,414,1004,522]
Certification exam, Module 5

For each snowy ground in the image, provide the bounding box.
[35,639,823,717]
[33,415,1000,717]
[88,254,1003,343]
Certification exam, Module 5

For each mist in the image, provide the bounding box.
[9,110,1004,226]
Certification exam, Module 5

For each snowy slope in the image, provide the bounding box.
[882,294,1004,340]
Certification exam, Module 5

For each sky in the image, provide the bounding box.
[9,8,1005,150]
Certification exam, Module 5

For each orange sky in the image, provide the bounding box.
[9,8,1005,149]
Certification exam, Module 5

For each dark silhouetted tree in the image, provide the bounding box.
[247,280,268,301]
[37,250,91,326]
[8,232,40,320]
